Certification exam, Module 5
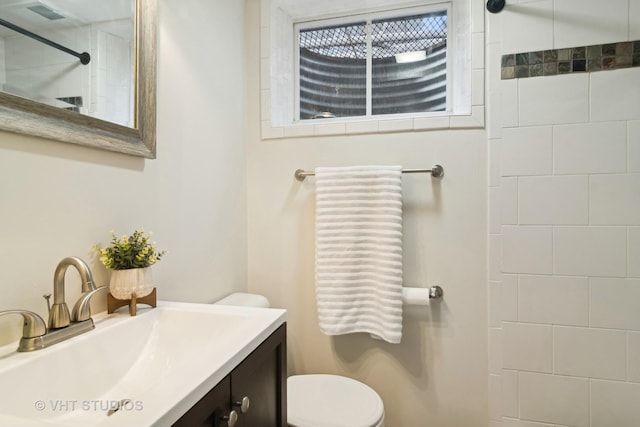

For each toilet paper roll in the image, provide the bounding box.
[402,287,431,306]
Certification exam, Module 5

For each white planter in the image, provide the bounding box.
[109,267,154,300]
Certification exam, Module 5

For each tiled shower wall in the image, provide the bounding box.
[487,1,640,426]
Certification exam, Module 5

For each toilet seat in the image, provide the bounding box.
[288,374,385,427]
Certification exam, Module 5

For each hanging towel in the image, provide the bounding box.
[314,165,404,344]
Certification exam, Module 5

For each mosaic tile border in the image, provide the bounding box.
[501,40,640,80]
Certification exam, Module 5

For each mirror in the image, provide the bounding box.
[0,0,156,158]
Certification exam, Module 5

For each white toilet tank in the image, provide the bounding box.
[214,292,271,308]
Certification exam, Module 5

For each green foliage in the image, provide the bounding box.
[95,230,166,270]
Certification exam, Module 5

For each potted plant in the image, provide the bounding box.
[95,230,166,300]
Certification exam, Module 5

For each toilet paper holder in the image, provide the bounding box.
[402,286,444,306]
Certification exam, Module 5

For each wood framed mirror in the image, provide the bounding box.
[0,0,157,158]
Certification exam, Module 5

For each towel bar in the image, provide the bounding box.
[294,165,444,181]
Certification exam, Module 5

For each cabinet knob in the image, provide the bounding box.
[221,410,238,427]
[233,396,250,413]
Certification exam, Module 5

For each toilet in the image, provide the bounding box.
[215,293,385,427]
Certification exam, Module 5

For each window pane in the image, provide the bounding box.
[371,11,447,115]
[299,23,366,120]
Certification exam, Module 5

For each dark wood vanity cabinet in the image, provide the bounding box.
[172,324,287,427]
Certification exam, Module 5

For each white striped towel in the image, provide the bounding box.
[314,165,404,344]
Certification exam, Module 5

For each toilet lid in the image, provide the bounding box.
[288,374,384,427]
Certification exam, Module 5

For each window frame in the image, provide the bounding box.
[293,3,453,123]
[261,0,484,139]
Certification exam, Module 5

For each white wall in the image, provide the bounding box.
[0,0,248,346]
[487,1,640,426]
[246,1,489,426]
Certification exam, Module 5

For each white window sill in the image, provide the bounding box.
[260,106,485,139]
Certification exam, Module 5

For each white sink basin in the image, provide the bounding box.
[0,301,286,426]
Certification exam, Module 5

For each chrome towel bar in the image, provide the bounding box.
[294,164,444,181]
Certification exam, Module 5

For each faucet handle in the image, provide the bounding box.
[72,286,107,322]
[0,310,47,338]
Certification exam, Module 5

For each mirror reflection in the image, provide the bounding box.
[0,0,135,128]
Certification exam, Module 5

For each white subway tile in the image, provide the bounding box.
[490,234,503,281]
[489,327,503,374]
[630,332,640,383]
[554,122,627,174]
[519,372,589,427]
[502,369,519,418]
[630,121,640,173]
[630,227,640,278]
[554,326,626,381]
[502,322,553,372]
[591,68,640,122]
[519,74,589,126]
[413,115,449,131]
[501,0,553,54]
[489,281,502,327]
[518,275,589,326]
[591,380,640,427]
[472,69,485,106]
[501,177,518,225]
[501,80,519,128]
[554,227,627,277]
[502,274,519,321]
[489,374,502,421]
[590,174,640,225]
[313,122,345,136]
[502,226,553,274]
[472,32,485,70]
[501,127,553,176]
[590,278,640,331]
[344,120,378,134]
[519,176,588,225]
[489,139,502,187]
[632,0,640,40]
[553,0,628,48]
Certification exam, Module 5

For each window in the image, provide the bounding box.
[296,6,449,121]
[263,0,482,137]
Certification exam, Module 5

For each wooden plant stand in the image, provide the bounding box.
[107,288,157,316]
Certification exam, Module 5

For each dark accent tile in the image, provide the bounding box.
[602,43,617,56]
[543,62,558,75]
[558,61,572,74]
[515,65,530,78]
[634,41,640,54]
[616,55,632,68]
[501,54,516,67]
[602,56,616,69]
[529,51,544,65]
[572,59,586,72]
[587,45,602,60]
[587,59,602,72]
[572,47,586,59]
[633,54,640,67]
[544,50,558,63]
[557,48,571,61]
[530,64,544,77]
[501,66,515,79]
[617,42,633,56]
[516,53,529,65]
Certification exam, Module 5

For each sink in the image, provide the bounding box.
[0,301,286,426]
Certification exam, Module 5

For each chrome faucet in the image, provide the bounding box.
[0,256,106,352]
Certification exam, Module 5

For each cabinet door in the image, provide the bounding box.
[172,376,231,427]
[231,324,287,427]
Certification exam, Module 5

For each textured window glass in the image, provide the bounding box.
[299,23,367,119]
[372,11,447,115]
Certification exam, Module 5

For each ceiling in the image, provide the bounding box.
[0,0,133,37]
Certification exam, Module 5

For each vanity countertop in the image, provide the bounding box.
[0,301,287,426]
